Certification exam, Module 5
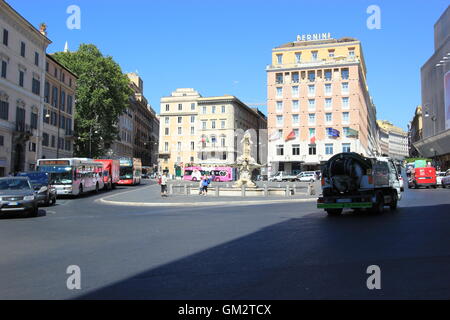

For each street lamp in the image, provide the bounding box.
[423,105,437,136]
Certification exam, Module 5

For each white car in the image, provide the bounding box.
[297,172,316,182]
[436,172,446,187]
[441,170,450,188]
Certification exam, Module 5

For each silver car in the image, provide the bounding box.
[0,177,39,218]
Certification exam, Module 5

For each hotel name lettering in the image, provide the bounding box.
[296,33,332,42]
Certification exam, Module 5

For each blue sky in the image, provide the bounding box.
[7,0,449,130]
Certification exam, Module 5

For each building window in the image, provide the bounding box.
[0,135,3,146]
[0,100,9,120]
[60,115,66,129]
[342,82,349,94]
[343,127,349,137]
[342,112,350,124]
[325,113,332,123]
[202,121,207,130]
[190,126,195,135]
[276,144,284,156]
[30,112,38,129]
[165,104,169,111]
[178,127,182,135]
[308,71,315,82]
[19,70,24,87]
[325,83,332,95]
[165,128,169,135]
[292,144,300,156]
[42,133,49,147]
[190,115,195,123]
[65,140,71,151]
[308,114,316,125]
[34,52,39,66]
[325,70,332,81]
[348,48,355,57]
[177,142,182,151]
[276,101,283,112]
[292,100,299,111]
[60,91,66,111]
[295,52,301,63]
[221,120,225,129]
[44,82,50,103]
[20,42,26,57]
[190,141,195,151]
[325,98,332,110]
[221,105,226,113]
[221,136,226,147]
[164,142,169,152]
[178,103,182,111]
[276,54,283,64]
[66,118,72,135]
[222,152,227,160]
[292,72,299,83]
[311,51,318,61]
[342,97,349,109]
[276,115,283,127]
[2,29,8,46]
[51,136,56,148]
[29,142,36,152]
[178,116,182,124]
[67,95,73,114]
[164,117,169,125]
[211,120,216,129]
[325,144,334,155]
[292,114,299,125]
[212,106,216,114]
[1,60,7,78]
[191,103,195,110]
[308,99,315,111]
[308,85,315,96]
[341,68,349,80]
[328,49,335,57]
[292,86,299,97]
[276,87,283,98]
[308,144,317,155]
[294,128,299,138]
[276,73,283,84]
[32,78,40,95]
[342,143,351,153]
[52,86,58,107]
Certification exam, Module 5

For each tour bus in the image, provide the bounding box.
[37,158,105,196]
[118,158,142,185]
[183,166,234,182]
[94,159,120,190]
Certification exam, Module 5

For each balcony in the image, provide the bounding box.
[267,56,360,71]
[14,122,33,134]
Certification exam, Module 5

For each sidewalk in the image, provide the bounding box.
[98,183,319,207]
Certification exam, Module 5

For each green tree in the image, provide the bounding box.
[53,44,132,158]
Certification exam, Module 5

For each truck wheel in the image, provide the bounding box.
[371,193,384,214]
[326,209,343,216]
[390,192,398,211]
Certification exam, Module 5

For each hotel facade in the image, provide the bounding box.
[159,88,267,177]
[266,36,379,174]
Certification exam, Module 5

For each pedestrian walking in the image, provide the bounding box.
[201,176,211,196]
[159,172,168,197]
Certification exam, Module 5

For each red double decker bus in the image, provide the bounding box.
[118,158,142,185]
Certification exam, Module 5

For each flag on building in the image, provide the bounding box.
[327,128,340,138]
[310,136,316,144]
[269,130,281,141]
[285,130,296,141]
[347,128,359,138]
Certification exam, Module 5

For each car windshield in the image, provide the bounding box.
[0,179,31,191]
[48,172,73,185]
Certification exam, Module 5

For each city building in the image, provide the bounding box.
[109,73,159,170]
[0,0,51,175]
[377,120,409,160]
[414,5,450,170]
[158,89,267,177]
[266,35,379,174]
[408,105,423,157]
[41,54,76,160]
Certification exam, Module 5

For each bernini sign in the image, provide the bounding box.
[297,33,332,42]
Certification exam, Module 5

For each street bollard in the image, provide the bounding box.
[308,183,316,196]
[264,184,268,197]
[169,184,173,195]
[292,184,296,195]
[215,186,219,197]
[285,185,290,197]
[184,184,188,195]
[241,185,246,197]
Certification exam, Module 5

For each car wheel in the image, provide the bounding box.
[371,193,384,214]
[28,206,38,218]
[51,196,56,206]
[79,185,83,196]
[390,192,398,211]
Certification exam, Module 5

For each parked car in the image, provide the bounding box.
[0,177,39,217]
[17,172,56,206]
[297,172,316,182]
[398,175,404,192]
[442,169,450,188]
[269,172,298,182]
[436,172,446,188]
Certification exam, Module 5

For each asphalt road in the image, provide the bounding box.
[0,181,449,299]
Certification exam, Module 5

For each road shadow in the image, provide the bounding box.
[0,208,47,220]
[76,203,450,300]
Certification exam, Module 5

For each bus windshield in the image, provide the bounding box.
[120,167,133,179]
[38,166,73,185]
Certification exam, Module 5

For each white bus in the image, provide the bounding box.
[37,158,105,196]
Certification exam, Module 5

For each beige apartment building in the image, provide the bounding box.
[0,1,51,175]
[159,89,267,177]
[377,120,409,160]
[267,35,379,174]
[41,54,76,159]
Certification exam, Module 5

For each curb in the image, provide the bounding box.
[97,197,317,208]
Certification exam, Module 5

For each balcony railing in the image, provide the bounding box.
[267,56,360,70]
[14,122,33,134]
